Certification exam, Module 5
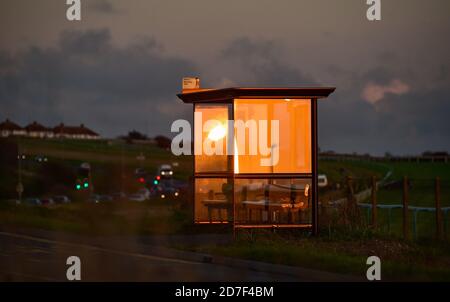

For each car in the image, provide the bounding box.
[23,198,41,206]
[171,179,188,194]
[40,198,55,206]
[5,199,21,205]
[53,195,71,204]
[88,194,113,203]
[136,188,151,200]
[111,192,127,201]
[87,194,101,203]
[128,193,146,202]
[318,174,328,188]
[17,154,26,160]
[158,164,173,178]
[99,195,113,202]
[152,183,180,199]
[35,155,48,163]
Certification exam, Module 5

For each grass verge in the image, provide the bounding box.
[178,229,450,281]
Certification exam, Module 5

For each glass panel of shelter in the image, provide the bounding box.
[234,178,312,225]
[193,99,312,225]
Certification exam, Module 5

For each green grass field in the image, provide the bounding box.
[185,231,450,281]
[18,137,192,179]
[0,198,190,236]
[0,137,192,200]
[318,159,390,183]
[1,137,401,201]
[349,161,450,240]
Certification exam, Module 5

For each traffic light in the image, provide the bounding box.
[76,164,91,191]
[75,178,89,190]
[138,177,145,184]
[153,179,159,185]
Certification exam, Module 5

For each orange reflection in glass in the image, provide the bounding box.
[194,104,230,173]
[234,99,311,174]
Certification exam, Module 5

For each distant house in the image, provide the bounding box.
[0,119,26,137]
[422,151,449,157]
[25,121,54,138]
[0,119,100,140]
[53,123,100,140]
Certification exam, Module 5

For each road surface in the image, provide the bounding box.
[0,231,299,282]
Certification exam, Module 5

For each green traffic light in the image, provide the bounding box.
[76,184,81,190]
[83,182,89,188]
[153,180,158,185]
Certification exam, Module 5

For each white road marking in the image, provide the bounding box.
[0,231,200,265]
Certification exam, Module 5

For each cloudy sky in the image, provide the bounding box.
[1,0,449,155]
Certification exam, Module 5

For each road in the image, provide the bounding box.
[0,231,299,282]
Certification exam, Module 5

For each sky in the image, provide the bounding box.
[1,0,449,155]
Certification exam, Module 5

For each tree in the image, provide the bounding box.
[127,130,147,140]
[154,135,171,149]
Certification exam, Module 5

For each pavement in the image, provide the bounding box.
[0,228,361,282]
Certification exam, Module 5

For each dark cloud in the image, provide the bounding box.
[0,29,197,137]
[88,0,119,14]
[319,64,450,155]
[436,64,449,82]
[1,29,449,155]
[220,37,316,86]
[217,37,450,155]
[217,39,412,155]
[376,51,398,64]
[60,29,111,54]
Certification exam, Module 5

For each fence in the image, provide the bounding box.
[319,176,450,240]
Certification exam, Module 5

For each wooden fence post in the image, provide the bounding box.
[371,176,377,228]
[435,177,443,240]
[345,175,362,227]
[346,176,354,200]
[345,176,354,226]
[402,176,409,240]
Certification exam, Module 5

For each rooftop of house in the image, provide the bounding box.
[0,119,24,131]
[53,123,99,136]
[25,121,51,132]
[0,119,99,136]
